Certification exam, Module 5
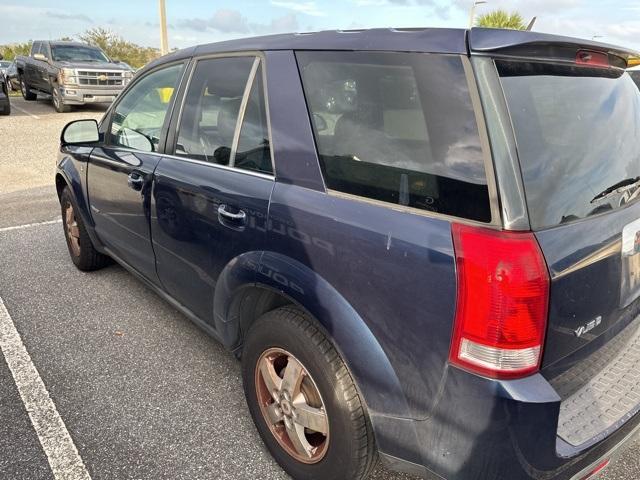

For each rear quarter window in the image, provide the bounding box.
[296,51,491,223]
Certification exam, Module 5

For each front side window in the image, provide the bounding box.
[175,56,255,166]
[110,63,183,152]
[297,51,490,222]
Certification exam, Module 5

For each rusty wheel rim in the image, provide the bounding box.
[64,203,81,257]
[255,348,330,464]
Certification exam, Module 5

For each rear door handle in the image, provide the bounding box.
[127,172,144,191]
[218,204,247,223]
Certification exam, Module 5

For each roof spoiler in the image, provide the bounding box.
[469,28,640,69]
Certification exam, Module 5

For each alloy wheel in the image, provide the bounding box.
[255,348,330,464]
[64,203,81,256]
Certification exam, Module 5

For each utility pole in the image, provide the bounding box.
[468,1,487,28]
[159,0,169,55]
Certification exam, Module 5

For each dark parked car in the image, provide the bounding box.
[55,28,640,480]
[0,55,10,116]
[5,60,20,91]
[15,40,132,112]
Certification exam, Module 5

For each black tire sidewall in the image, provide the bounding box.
[60,188,82,266]
[242,310,366,480]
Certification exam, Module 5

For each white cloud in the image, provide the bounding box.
[271,1,326,17]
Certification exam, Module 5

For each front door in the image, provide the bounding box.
[151,55,274,324]
[88,62,185,283]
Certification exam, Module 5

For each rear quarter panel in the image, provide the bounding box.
[265,184,458,422]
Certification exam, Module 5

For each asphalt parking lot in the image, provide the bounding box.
[0,95,638,480]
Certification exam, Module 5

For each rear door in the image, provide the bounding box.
[493,54,640,449]
[151,54,274,323]
[88,62,185,283]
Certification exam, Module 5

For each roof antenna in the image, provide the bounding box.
[526,17,537,31]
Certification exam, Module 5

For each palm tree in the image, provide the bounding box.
[476,9,527,30]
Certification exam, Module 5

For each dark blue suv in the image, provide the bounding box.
[55,28,640,480]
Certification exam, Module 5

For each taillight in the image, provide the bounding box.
[450,224,550,379]
[576,50,609,68]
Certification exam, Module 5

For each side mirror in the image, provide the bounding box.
[33,53,47,61]
[61,119,100,145]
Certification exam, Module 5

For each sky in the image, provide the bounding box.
[0,1,639,52]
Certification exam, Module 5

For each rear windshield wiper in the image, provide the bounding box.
[591,177,640,203]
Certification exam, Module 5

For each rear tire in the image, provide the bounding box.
[52,86,71,113]
[242,306,378,480]
[20,76,36,101]
[60,186,110,271]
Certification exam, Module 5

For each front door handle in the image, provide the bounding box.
[127,172,144,191]
[218,204,246,222]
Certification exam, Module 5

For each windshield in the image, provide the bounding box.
[0,61,10,68]
[51,45,109,63]
[498,61,640,229]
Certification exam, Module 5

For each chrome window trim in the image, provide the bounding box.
[471,56,530,231]
[172,51,276,176]
[327,189,501,229]
[462,54,502,228]
[229,57,260,167]
[161,152,275,181]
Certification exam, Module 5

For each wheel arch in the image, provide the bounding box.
[55,160,104,251]
[213,250,414,422]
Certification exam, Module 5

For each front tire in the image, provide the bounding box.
[60,187,110,271]
[52,86,71,113]
[20,77,36,101]
[242,306,377,480]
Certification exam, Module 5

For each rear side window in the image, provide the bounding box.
[297,51,490,222]
[498,61,640,228]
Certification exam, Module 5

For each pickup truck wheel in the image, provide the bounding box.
[20,77,37,101]
[52,87,71,113]
[60,187,110,271]
[242,306,378,480]
[0,100,9,116]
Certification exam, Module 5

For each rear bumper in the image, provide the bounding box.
[59,86,122,105]
[376,367,640,480]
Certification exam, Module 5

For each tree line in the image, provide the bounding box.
[0,28,160,69]
[0,11,527,69]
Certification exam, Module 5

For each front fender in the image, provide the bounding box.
[57,147,104,251]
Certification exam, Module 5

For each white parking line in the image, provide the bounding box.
[0,297,92,480]
[0,219,62,233]
[11,103,41,119]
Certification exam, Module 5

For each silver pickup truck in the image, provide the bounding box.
[15,41,133,112]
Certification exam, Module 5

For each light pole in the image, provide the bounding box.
[159,0,169,55]
[469,1,487,28]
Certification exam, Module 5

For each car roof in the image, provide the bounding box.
[145,27,640,71]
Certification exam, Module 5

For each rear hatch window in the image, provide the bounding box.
[497,61,640,229]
